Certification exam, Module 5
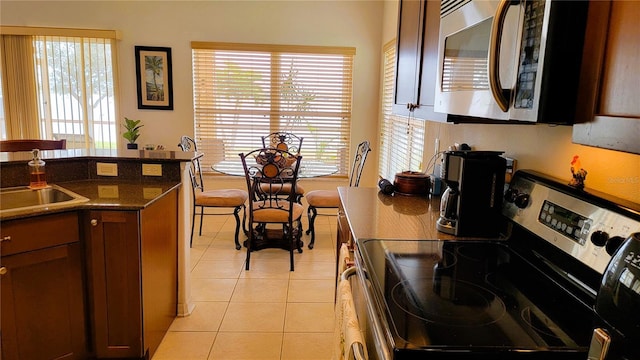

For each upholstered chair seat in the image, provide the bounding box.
[252,202,304,223]
[304,190,340,208]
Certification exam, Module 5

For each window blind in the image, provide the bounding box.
[191,42,355,175]
[379,40,426,180]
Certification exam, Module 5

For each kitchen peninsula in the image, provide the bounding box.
[0,149,195,360]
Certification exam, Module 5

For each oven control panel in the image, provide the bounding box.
[538,200,591,246]
[503,171,640,275]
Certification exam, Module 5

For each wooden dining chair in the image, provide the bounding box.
[240,147,304,271]
[178,136,248,248]
[305,140,371,249]
[260,132,305,203]
[0,139,66,152]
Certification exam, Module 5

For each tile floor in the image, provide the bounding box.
[152,211,339,360]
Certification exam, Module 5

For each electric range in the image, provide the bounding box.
[351,170,640,359]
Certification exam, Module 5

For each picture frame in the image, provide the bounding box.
[135,46,174,110]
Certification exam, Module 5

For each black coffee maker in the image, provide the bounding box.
[436,150,506,236]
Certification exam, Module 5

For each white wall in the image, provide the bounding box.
[1,0,385,185]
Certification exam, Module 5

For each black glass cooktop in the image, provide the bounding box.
[358,239,593,359]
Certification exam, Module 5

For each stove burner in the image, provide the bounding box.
[521,307,563,338]
[455,245,496,262]
[391,279,507,327]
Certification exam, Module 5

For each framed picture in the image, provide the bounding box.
[135,46,173,110]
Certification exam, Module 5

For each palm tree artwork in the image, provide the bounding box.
[144,55,164,101]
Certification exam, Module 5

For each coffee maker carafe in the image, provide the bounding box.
[436,151,506,236]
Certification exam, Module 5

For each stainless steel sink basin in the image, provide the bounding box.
[1,185,89,218]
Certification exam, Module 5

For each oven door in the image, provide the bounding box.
[435,0,522,120]
[351,249,392,360]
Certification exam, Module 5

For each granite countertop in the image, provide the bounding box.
[338,187,504,241]
[60,179,181,210]
[0,148,196,163]
[1,179,181,221]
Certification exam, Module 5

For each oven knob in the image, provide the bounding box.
[504,188,518,203]
[514,193,530,209]
[591,230,609,247]
[605,236,626,255]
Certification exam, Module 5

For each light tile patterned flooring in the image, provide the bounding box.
[152,212,338,360]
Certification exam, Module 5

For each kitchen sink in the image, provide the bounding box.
[0,185,89,218]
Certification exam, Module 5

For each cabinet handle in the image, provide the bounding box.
[0,267,7,275]
[91,219,98,226]
[1,236,11,242]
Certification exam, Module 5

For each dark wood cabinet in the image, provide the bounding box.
[84,210,142,359]
[392,0,447,122]
[84,189,177,359]
[573,0,640,154]
[1,212,87,360]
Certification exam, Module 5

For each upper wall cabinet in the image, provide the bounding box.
[573,0,640,154]
[392,0,447,122]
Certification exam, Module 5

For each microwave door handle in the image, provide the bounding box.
[489,0,518,112]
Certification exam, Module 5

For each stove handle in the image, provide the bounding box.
[340,267,367,360]
[588,328,611,360]
[348,266,393,360]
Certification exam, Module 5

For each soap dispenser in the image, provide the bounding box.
[28,148,48,189]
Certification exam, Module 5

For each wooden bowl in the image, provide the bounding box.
[393,171,430,196]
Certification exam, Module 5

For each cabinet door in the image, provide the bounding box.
[393,0,425,112]
[1,243,87,360]
[412,0,447,122]
[85,210,143,359]
[392,0,447,122]
[573,0,640,154]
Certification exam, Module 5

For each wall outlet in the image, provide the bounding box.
[96,162,118,177]
[142,163,162,177]
[97,185,119,198]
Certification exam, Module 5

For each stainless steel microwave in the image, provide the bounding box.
[434,0,590,123]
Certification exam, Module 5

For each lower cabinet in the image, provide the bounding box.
[0,212,88,360]
[0,189,177,359]
[84,189,178,359]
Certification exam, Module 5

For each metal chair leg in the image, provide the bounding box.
[306,206,318,249]
[190,206,196,248]
[198,206,204,235]
[233,206,242,250]
[245,222,252,270]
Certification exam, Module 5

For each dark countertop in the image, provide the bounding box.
[0,150,193,221]
[0,148,195,163]
[0,180,181,221]
[338,187,505,241]
[61,179,181,210]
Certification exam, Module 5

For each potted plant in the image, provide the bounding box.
[122,117,143,149]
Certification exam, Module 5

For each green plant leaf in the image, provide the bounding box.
[123,117,143,143]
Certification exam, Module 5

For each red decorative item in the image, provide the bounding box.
[569,155,587,189]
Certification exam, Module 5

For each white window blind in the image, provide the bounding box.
[379,40,426,180]
[34,36,118,149]
[0,27,119,149]
[191,42,355,175]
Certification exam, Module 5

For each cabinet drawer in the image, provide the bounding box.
[0,212,80,256]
